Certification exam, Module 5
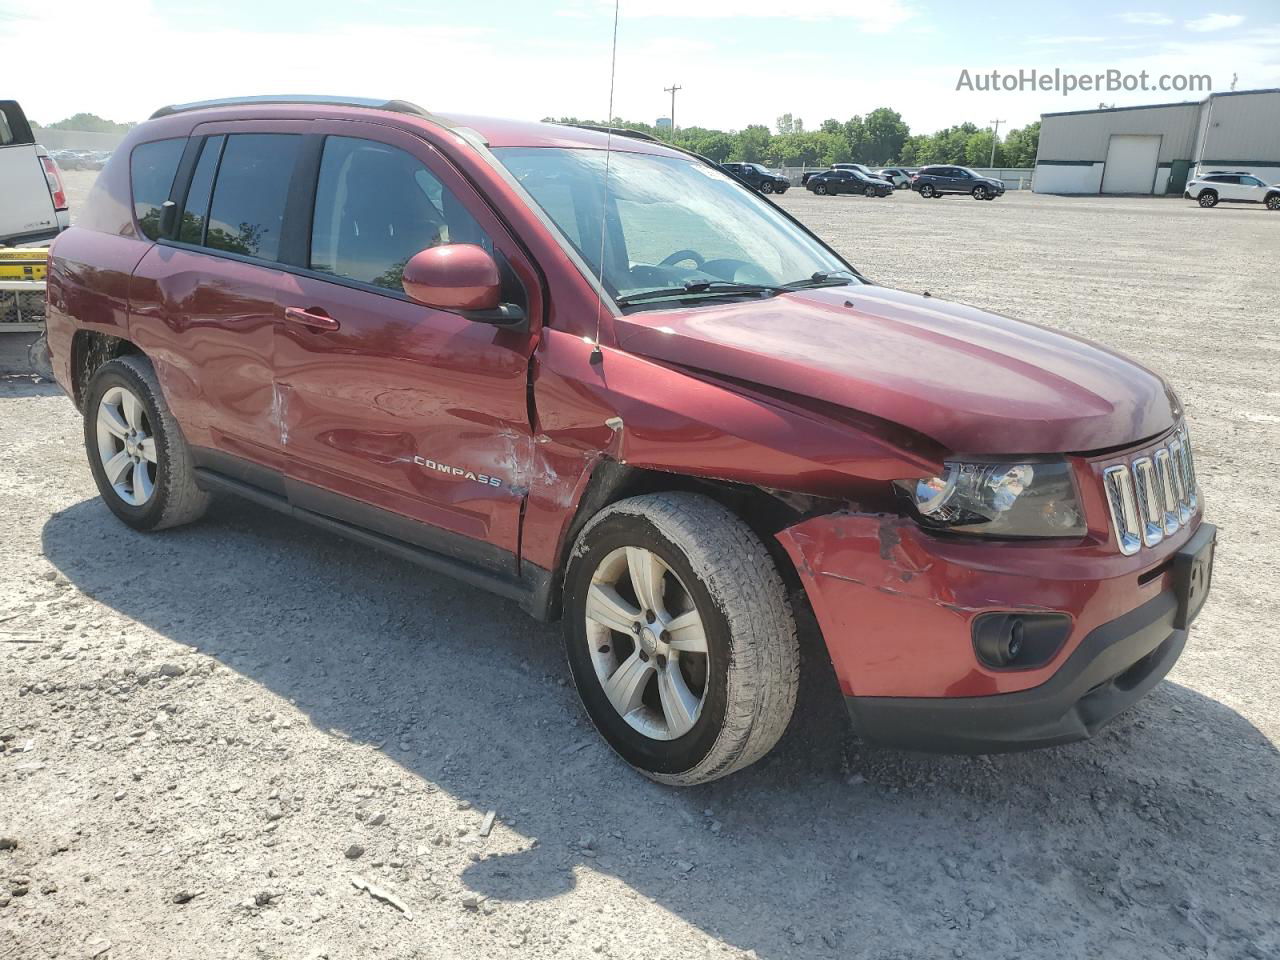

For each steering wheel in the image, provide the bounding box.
[659,249,705,269]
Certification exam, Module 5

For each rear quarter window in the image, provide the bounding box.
[130,138,186,240]
[0,101,34,146]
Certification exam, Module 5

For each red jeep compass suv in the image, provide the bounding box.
[41,96,1215,784]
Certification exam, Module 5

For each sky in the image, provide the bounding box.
[2,0,1278,136]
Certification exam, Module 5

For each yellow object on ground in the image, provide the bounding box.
[0,246,49,282]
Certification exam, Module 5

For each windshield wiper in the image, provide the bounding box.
[616,281,786,306]
[781,271,859,289]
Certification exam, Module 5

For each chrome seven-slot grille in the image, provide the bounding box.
[1102,425,1198,556]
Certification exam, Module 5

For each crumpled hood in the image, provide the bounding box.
[614,285,1176,455]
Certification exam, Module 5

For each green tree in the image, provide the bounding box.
[43,112,134,133]
[862,107,910,164]
[732,125,773,163]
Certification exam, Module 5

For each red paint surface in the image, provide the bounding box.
[46,102,1199,704]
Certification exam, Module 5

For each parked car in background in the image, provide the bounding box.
[910,165,1005,200]
[832,162,891,183]
[720,161,790,194]
[878,166,913,188]
[1184,172,1280,209]
[0,99,70,247]
[800,168,827,186]
[43,95,1214,785]
[806,168,893,197]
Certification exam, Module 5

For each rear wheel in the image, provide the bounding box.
[1198,190,1218,208]
[563,492,800,785]
[83,355,210,532]
[920,183,936,198]
[814,183,829,196]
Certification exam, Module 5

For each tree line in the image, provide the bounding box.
[546,108,1040,169]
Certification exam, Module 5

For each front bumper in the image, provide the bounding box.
[777,499,1215,752]
[845,581,1189,752]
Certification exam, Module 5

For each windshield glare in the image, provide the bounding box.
[493,147,854,304]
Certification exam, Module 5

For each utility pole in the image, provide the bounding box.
[664,83,682,135]
[989,118,1005,168]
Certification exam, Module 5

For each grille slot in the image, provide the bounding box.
[1102,428,1199,555]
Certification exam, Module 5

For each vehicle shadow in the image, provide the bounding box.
[42,495,1280,959]
[0,375,62,399]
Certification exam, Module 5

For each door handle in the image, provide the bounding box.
[284,306,340,332]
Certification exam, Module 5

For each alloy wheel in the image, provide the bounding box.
[583,546,709,740]
[95,385,157,506]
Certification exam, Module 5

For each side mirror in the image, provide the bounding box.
[401,244,528,329]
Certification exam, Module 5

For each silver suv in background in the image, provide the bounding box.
[0,100,70,247]
[1185,171,1280,209]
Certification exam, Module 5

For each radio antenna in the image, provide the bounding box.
[589,0,621,366]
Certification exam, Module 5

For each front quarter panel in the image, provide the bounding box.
[519,328,941,573]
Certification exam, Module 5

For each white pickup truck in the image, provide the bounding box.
[1,99,69,248]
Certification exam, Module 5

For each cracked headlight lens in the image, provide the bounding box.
[895,460,1086,538]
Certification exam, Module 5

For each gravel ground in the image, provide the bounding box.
[2,174,1278,960]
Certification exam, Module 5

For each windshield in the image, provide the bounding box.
[493,147,855,305]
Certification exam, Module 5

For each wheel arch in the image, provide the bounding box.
[536,458,835,663]
[70,330,142,411]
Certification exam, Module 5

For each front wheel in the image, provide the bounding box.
[972,185,988,200]
[83,355,210,531]
[563,493,800,785]
[759,181,773,194]
[1267,194,1280,210]
[1198,190,1218,208]
[919,184,936,198]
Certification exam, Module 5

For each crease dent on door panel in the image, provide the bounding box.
[272,382,292,446]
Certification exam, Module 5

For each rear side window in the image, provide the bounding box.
[0,101,34,146]
[179,135,224,245]
[309,136,489,289]
[130,138,186,240]
[204,134,300,262]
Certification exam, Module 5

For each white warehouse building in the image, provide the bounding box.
[1032,88,1280,195]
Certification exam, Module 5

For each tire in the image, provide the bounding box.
[1198,190,1218,208]
[814,183,828,196]
[83,355,210,532]
[972,185,988,200]
[563,492,800,786]
[919,183,936,198]
[1267,193,1280,210]
[759,181,773,194]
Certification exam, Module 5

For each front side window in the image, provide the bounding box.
[204,134,300,261]
[130,138,186,241]
[1242,176,1265,187]
[309,136,490,289]
[495,147,852,304]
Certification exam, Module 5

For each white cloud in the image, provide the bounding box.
[1118,12,1174,26]
[1186,13,1245,32]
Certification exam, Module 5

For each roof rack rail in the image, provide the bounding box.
[559,123,662,144]
[149,95,433,121]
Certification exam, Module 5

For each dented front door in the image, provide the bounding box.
[271,122,538,574]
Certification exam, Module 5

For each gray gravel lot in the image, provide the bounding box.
[2,174,1278,960]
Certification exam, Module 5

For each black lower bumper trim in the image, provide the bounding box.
[846,588,1189,753]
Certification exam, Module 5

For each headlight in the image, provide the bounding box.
[895,460,1086,538]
